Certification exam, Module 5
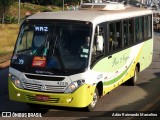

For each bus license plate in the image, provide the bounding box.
[35,95,49,101]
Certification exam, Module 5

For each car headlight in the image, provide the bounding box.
[64,79,85,93]
[9,73,23,89]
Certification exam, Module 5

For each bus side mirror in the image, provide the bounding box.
[96,35,104,51]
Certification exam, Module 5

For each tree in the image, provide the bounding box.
[0,0,15,23]
[21,0,81,6]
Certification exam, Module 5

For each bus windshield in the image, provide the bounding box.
[12,21,92,73]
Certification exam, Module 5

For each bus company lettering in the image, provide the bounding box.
[112,58,119,67]
[36,70,53,75]
[112,54,129,67]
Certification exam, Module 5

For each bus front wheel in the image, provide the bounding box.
[86,87,99,111]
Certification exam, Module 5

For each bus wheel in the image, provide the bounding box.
[86,88,99,111]
[129,67,138,86]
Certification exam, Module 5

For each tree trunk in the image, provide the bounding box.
[2,13,5,24]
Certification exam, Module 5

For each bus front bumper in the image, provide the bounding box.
[8,80,95,108]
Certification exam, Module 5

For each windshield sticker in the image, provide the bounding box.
[82,48,89,53]
[12,55,17,60]
[32,56,46,67]
[19,59,24,64]
[35,26,48,32]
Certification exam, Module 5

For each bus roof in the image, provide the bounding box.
[27,6,152,25]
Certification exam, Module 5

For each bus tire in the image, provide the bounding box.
[86,87,99,111]
[129,67,138,86]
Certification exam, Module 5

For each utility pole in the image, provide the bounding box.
[18,0,21,24]
[80,0,83,4]
[63,0,64,11]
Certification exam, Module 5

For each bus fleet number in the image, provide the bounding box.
[57,82,68,86]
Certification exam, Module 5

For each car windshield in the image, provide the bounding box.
[12,21,92,72]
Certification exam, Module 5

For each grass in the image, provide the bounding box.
[8,2,62,19]
[0,24,19,54]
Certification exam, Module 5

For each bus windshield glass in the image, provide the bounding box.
[12,21,92,72]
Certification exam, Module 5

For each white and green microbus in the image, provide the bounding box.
[9,3,153,111]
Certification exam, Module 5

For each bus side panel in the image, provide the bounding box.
[91,43,145,96]
[138,39,153,72]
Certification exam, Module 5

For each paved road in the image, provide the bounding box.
[0,32,160,119]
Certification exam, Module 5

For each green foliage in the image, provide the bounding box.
[0,0,15,11]
[0,0,16,20]
[0,0,15,6]
[21,0,80,6]
[40,7,52,12]
[23,4,34,11]
[4,14,18,24]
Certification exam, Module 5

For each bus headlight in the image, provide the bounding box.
[9,74,23,89]
[64,80,85,93]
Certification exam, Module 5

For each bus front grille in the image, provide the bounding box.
[22,82,66,93]
[26,95,60,103]
[24,74,65,81]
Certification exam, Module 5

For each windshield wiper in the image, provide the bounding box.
[55,47,67,73]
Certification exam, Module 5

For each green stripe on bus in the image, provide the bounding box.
[103,60,132,86]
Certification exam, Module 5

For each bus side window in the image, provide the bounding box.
[128,19,134,45]
[116,21,122,49]
[139,17,143,41]
[143,15,152,40]
[109,21,122,52]
[148,15,152,38]
[109,23,115,52]
[144,15,152,40]
[123,20,128,47]
[144,16,148,40]
[135,17,143,43]
[135,17,139,43]
[123,19,134,47]
[92,25,104,57]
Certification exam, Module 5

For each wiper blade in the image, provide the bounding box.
[55,47,67,73]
